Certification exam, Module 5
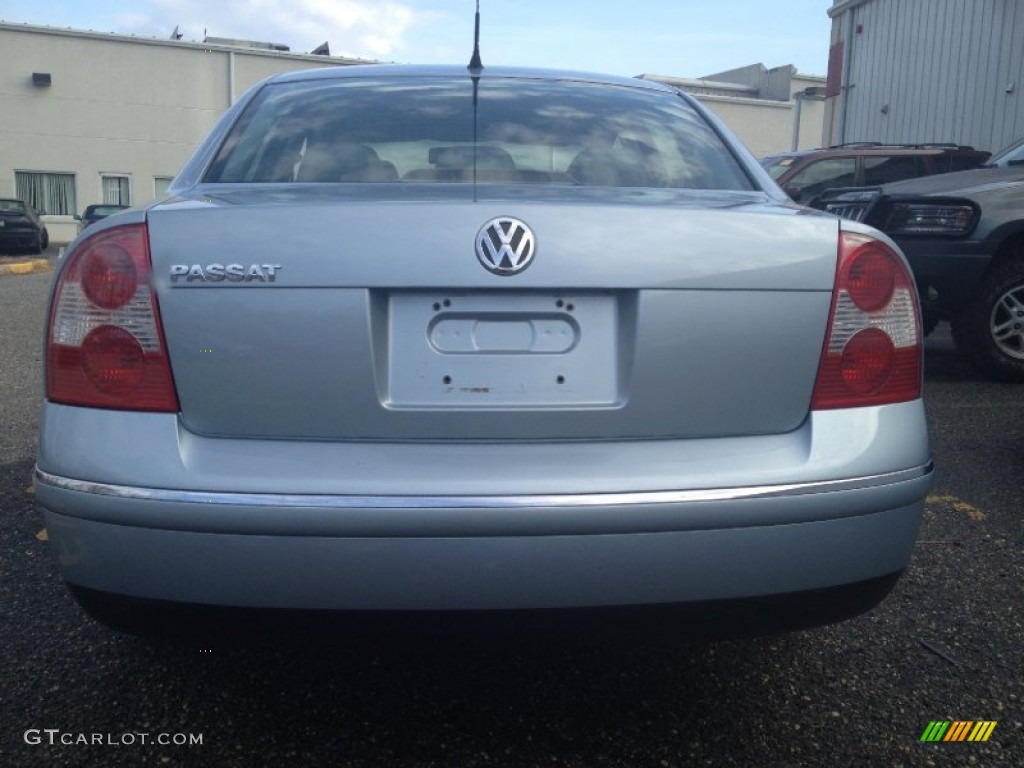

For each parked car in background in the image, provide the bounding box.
[761,144,991,204]
[0,198,49,254]
[36,65,932,637]
[816,135,1024,381]
[986,136,1024,168]
[75,203,129,233]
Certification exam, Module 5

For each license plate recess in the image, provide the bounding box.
[386,292,620,408]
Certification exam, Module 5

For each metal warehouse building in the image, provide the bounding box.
[825,0,1024,152]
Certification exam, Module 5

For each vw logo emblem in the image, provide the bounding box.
[475,217,536,275]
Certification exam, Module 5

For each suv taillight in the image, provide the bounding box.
[811,232,922,409]
[46,224,179,411]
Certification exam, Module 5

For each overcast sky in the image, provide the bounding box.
[0,1,834,78]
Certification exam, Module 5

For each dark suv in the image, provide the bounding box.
[761,144,991,204]
[815,137,1024,381]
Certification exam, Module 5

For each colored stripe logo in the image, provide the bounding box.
[920,721,997,742]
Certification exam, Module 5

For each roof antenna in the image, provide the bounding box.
[468,0,483,70]
[468,0,483,197]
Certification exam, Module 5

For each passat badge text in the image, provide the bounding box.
[170,264,282,283]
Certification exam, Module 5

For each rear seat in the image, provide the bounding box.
[296,143,398,182]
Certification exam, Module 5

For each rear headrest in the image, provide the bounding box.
[428,145,515,169]
[297,143,380,182]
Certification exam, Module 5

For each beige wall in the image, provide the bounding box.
[642,70,828,161]
[793,96,827,152]
[0,24,360,242]
[694,94,826,159]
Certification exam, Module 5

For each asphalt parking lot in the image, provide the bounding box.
[1,266,1021,767]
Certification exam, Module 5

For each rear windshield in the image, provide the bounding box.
[0,200,27,213]
[987,136,1024,167]
[88,205,125,216]
[205,77,754,190]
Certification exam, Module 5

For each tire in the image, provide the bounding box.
[41,229,49,251]
[30,230,44,255]
[951,258,1024,382]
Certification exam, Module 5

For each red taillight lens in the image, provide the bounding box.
[840,328,895,393]
[811,232,922,409]
[46,224,179,411]
[82,243,138,309]
[846,245,896,312]
[81,326,146,394]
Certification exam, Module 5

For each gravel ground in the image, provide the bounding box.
[1,272,1021,767]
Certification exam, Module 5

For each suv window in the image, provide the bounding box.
[862,155,926,185]
[947,154,987,172]
[785,157,856,202]
[206,78,754,190]
[765,145,991,201]
[0,199,28,214]
[761,155,800,181]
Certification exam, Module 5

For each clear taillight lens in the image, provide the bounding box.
[46,224,179,411]
[811,232,922,409]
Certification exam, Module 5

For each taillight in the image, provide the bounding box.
[811,232,921,409]
[46,224,179,411]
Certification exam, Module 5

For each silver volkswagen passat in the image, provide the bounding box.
[36,65,932,635]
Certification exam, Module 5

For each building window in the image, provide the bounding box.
[14,171,77,215]
[154,176,174,200]
[102,174,131,206]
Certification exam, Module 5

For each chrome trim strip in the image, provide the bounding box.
[35,463,933,509]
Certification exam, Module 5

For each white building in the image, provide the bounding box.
[0,22,368,242]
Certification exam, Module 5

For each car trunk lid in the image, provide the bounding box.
[147,187,838,441]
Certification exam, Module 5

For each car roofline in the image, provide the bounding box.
[265,63,676,93]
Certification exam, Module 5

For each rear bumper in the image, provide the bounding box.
[35,399,932,622]
[0,229,40,248]
[37,463,931,614]
[67,572,904,640]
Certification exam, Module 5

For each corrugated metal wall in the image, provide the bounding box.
[834,0,1024,153]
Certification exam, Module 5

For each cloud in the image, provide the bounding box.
[114,0,443,59]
